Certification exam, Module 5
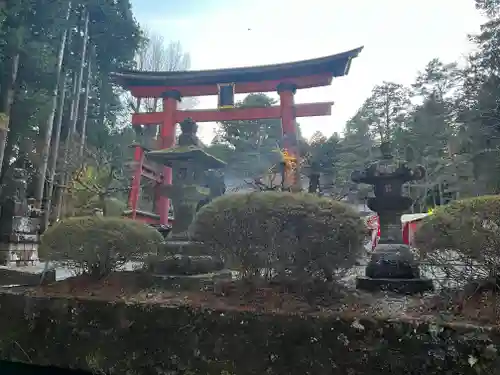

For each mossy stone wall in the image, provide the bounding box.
[0,292,498,374]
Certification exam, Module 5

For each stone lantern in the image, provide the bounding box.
[351,142,433,294]
[147,118,226,240]
[143,119,228,279]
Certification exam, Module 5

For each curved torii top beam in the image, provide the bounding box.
[110,47,364,98]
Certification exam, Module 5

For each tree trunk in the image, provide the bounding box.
[34,0,72,210]
[43,74,68,229]
[438,182,444,206]
[78,43,94,158]
[100,194,107,217]
[0,51,21,178]
[98,72,107,129]
[0,0,29,178]
[68,10,89,136]
[47,12,75,227]
[54,71,77,221]
[56,10,89,220]
[0,130,15,183]
[0,83,25,187]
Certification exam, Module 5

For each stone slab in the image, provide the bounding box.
[146,254,224,275]
[0,242,39,266]
[356,276,434,294]
[0,265,55,286]
[365,243,421,279]
[162,240,207,256]
[136,269,233,291]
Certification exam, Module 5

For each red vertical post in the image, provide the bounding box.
[128,142,144,219]
[277,83,300,189]
[158,90,181,225]
[277,83,298,153]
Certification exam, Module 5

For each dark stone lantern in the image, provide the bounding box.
[351,142,433,294]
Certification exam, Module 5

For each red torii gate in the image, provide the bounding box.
[111,47,363,226]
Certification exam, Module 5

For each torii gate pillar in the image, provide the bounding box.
[158,90,181,225]
[278,82,300,189]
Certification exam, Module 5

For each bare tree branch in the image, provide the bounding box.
[133,28,198,112]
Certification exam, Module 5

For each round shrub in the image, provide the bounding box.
[189,191,365,282]
[414,195,500,286]
[41,216,164,278]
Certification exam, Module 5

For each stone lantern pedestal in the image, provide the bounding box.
[0,170,40,266]
[352,143,433,294]
[0,169,55,285]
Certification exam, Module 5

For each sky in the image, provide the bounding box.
[130,0,485,143]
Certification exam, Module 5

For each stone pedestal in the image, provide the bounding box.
[143,238,230,290]
[162,240,207,256]
[0,175,41,266]
[0,265,55,286]
[142,252,230,291]
[137,270,233,291]
[145,254,224,276]
[149,223,172,239]
[357,243,433,294]
[0,214,41,267]
[0,171,55,285]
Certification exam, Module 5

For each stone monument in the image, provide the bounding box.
[351,142,433,294]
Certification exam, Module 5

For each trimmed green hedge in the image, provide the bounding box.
[41,216,164,278]
[190,191,365,282]
[415,195,500,283]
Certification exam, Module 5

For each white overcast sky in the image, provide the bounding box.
[131,0,484,143]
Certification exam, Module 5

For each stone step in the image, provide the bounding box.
[0,264,56,286]
[136,269,234,291]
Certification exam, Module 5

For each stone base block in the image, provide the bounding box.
[0,265,55,286]
[366,243,420,279]
[148,224,172,239]
[137,269,233,291]
[0,242,38,266]
[167,231,190,241]
[356,276,434,294]
[162,240,206,256]
[146,254,224,275]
